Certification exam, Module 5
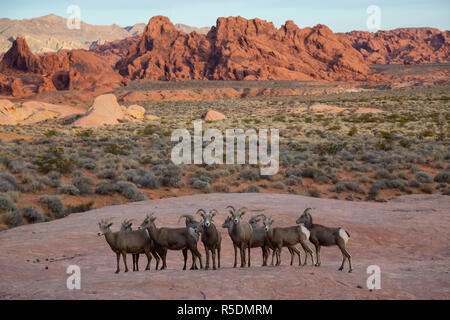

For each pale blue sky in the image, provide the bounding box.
[1,0,449,32]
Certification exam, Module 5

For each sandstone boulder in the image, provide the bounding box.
[73,94,124,127]
[201,109,226,121]
[126,104,146,119]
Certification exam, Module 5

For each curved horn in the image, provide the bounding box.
[226,205,236,213]
[195,209,206,216]
[304,208,312,214]
[178,214,195,224]
[209,209,219,217]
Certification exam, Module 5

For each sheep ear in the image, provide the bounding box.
[240,211,246,217]
[107,223,113,228]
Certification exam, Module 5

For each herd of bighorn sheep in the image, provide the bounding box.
[97,207,352,273]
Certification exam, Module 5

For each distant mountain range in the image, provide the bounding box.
[0,14,209,54]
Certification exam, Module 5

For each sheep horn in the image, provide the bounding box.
[196,209,206,216]
[178,214,195,224]
[209,209,219,216]
[304,208,312,214]
[226,205,236,213]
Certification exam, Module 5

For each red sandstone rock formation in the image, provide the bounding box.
[116,16,370,81]
[0,37,121,96]
[344,28,449,64]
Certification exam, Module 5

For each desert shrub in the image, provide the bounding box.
[373,169,393,180]
[434,172,450,183]
[97,169,117,180]
[3,191,19,202]
[64,202,94,215]
[77,158,96,170]
[27,180,45,193]
[0,173,20,192]
[316,142,345,155]
[409,180,421,188]
[95,180,117,195]
[241,185,260,193]
[273,182,285,190]
[239,169,260,181]
[137,174,160,189]
[115,181,147,201]
[73,176,93,195]
[315,175,330,184]
[192,180,210,191]
[285,176,301,186]
[420,185,433,194]
[4,210,23,227]
[35,147,76,173]
[213,185,229,193]
[285,169,303,178]
[19,206,49,224]
[442,188,450,196]
[0,194,17,213]
[39,195,64,218]
[307,189,320,198]
[388,179,408,190]
[414,171,433,183]
[57,185,80,196]
[332,181,365,194]
[397,172,409,180]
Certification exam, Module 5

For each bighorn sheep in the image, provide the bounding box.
[196,209,221,270]
[97,219,155,273]
[139,213,203,270]
[248,214,301,266]
[262,216,314,266]
[296,208,352,272]
[120,219,139,271]
[178,214,202,270]
[222,206,252,268]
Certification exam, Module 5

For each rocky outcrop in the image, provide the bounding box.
[201,109,226,120]
[0,38,122,96]
[125,104,146,119]
[0,100,84,125]
[72,94,124,127]
[116,16,370,81]
[0,37,43,74]
[345,28,449,64]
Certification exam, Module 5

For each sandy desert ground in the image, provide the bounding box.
[0,193,448,300]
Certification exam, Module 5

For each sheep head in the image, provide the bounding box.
[97,218,113,236]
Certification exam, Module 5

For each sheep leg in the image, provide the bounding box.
[338,243,352,273]
[261,247,267,266]
[192,247,203,269]
[233,243,238,268]
[212,248,216,270]
[132,254,136,271]
[160,249,168,270]
[247,241,251,267]
[240,244,246,268]
[182,248,188,270]
[122,253,129,272]
[115,252,120,274]
[152,250,160,270]
[300,241,314,266]
[277,247,282,266]
[313,244,321,267]
[291,247,301,266]
[217,244,221,269]
[144,250,151,271]
[271,249,276,266]
[288,247,294,265]
[190,251,198,270]
[205,247,210,270]
[135,254,140,271]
